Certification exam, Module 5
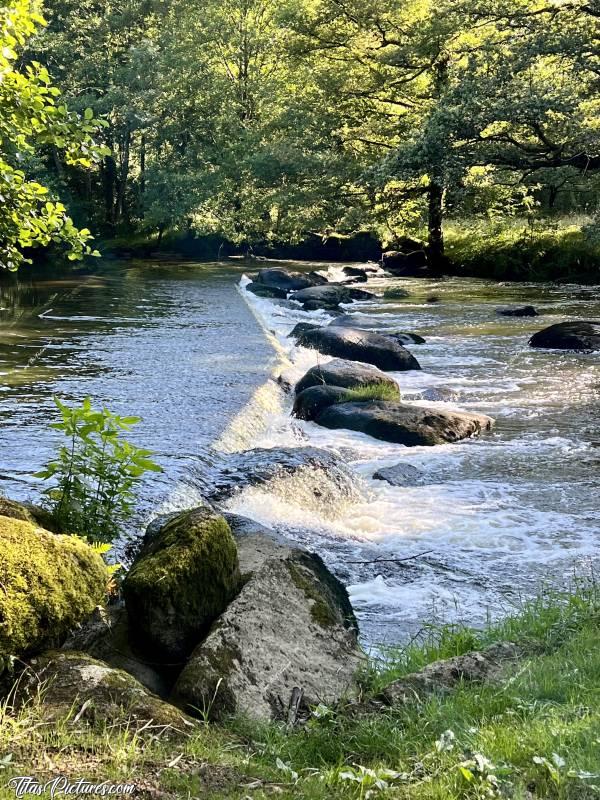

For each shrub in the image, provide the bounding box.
[36,397,161,543]
[383,286,410,299]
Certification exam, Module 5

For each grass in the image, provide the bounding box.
[444,215,600,283]
[338,382,401,403]
[1,582,600,798]
[383,287,411,299]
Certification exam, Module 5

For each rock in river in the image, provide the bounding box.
[256,268,314,293]
[382,249,429,276]
[293,385,350,421]
[290,283,375,309]
[171,519,364,721]
[529,320,600,351]
[122,507,241,662]
[246,281,288,299]
[294,325,421,371]
[295,358,400,395]
[497,305,539,317]
[315,401,494,446]
[373,463,426,486]
[328,315,425,343]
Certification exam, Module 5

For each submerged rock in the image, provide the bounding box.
[292,385,350,421]
[529,320,600,351]
[0,517,107,671]
[295,358,399,395]
[171,521,364,721]
[22,651,191,729]
[315,401,494,446]
[294,326,421,371]
[204,446,360,506]
[288,322,321,341]
[373,463,426,486]
[497,305,539,317]
[122,507,241,662]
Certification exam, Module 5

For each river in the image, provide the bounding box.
[1,259,599,646]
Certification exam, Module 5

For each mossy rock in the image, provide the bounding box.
[21,651,193,732]
[123,507,241,662]
[0,518,108,672]
[0,497,62,533]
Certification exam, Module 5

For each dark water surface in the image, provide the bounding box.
[0,260,274,536]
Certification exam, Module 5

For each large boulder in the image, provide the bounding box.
[21,651,192,730]
[122,508,241,662]
[171,520,364,721]
[290,284,375,308]
[0,517,107,672]
[295,358,400,395]
[0,496,61,533]
[496,305,539,317]
[245,282,288,299]
[382,249,429,276]
[292,385,350,421]
[256,268,314,293]
[529,320,600,351]
[315,401,494,446]
[294,326,421,371]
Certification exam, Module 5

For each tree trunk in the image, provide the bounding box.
[102,152,117,227]
[116,129,131,224]
[427,181,445,264]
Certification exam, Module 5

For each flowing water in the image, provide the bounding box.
[1,259,599,646]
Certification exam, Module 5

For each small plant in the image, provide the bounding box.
[36,397,161,543]
[339,382,401,403]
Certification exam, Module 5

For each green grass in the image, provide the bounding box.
[383,287,411,299]
[444,216,600,282]
[2,583,600,798]
[338,382,401,403]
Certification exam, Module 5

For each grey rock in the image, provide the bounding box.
[256,268,314,292]
[315,401,494,446]
[290,284,375,307]
[294,326,421,371]
[328,315,425,344]
[245,282,288,299]
[288,322,321,341]
[382,249,429,276]
[372,463,425,486]
[292,385,350,421]
[171,526,364,721]
[497,305,539,317]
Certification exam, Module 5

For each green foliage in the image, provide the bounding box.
[339,382,401,403]
[383,287,410,299]
[0,1,109,270]
[36,396,161,543]
[0,516,107,671]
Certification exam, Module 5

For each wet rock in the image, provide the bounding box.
[256,268,314,292]
[62,605,168,696]
[22,651,192,730]
[497,305,539,317]
[426,295,441,304]
[288,322,321,341]
[302,299,342,311]
[294,326,421,371]
[529,320,600,351]
[315,401,494,446]
[382,249,429,276]
[328,316,425,344]
[343,266,369,279]
[307,270,329,285]
[0,517,107,671]
[419,387,461,402]
[122,508,241,662]
[293,385,350,421]
[295,358,400,395]
[171,522,364,721]
[204,446,358,504]
[245,282,288,299]
[379,642,519,704]
[383,287,411,299]
[290,284,375,308]
[275,369,297,393]
[372,463,426,486]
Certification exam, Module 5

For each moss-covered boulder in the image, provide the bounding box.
[0,497,61,533]
[122,507,241,662]
[21,651,193,732]
[0,518,107,672]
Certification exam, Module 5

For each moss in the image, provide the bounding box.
[338,382,401,403]
[0,518,108,669]
[383,286,410,299]
[287,559,338,629]
[123,507,241,660]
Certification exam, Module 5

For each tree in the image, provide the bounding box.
[0,1,108,270]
